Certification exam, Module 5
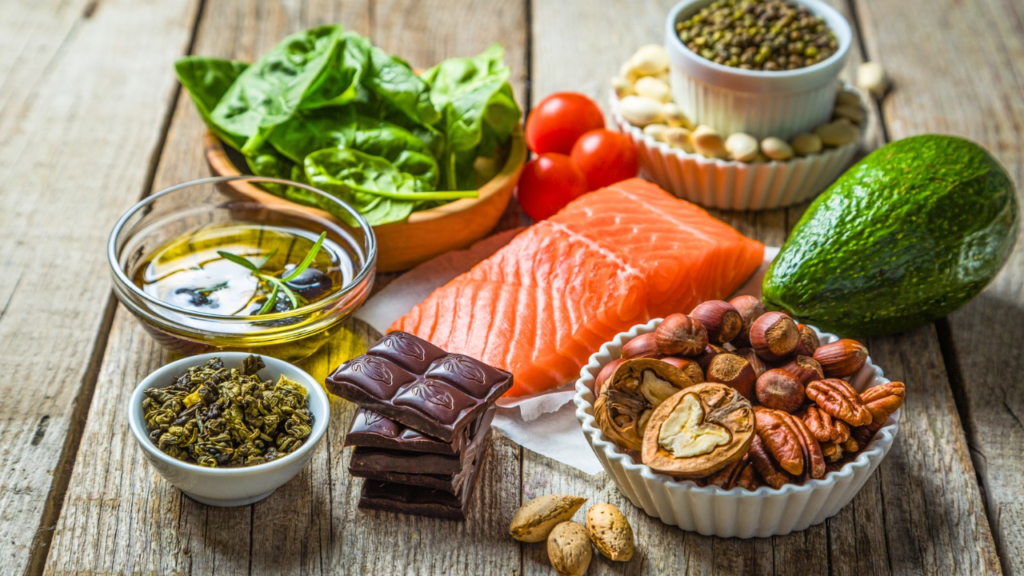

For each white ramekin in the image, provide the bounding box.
[128,352,330,507]
[610,91,862,210]
[665,0,853,140]
[573,319,900,538]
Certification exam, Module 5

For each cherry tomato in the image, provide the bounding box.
[516,153,588,220]
[525,92,605,155]
[569,129,639,191]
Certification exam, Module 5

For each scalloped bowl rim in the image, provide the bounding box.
[573,318,900,498]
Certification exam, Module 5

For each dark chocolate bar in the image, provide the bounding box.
[348,408,495,476]
[345,404,495,455]
[327,332,512,442]
[357,435,490,521]
[350,432,492,493]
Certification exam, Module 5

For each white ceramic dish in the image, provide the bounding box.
[609,90,862,210]
[665,0,853,140]
[573,319,900,538]
[128,352,330,507]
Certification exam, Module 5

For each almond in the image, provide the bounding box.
[585,503,634,561]
[509,494,587,543]
[547,521,593,576]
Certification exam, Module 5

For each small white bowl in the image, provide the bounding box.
[128,352,330,507]
[610,90,863,210]
[665,0,853,140]
[573,319,900,538]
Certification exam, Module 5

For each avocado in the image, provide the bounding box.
[762,134,1019,337]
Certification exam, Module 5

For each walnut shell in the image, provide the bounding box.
[594,359,694,451]
[641,383,754,478]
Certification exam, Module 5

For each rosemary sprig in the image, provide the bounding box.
[217,231,327,316]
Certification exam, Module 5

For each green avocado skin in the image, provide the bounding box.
[762,134,1019,337]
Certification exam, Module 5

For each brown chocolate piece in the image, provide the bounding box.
[344,405,495,456]
[351,432,492,494]
[327,332,512,442]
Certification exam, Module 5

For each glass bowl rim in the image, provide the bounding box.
[107,175,377,323]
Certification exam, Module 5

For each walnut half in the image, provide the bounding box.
[641,383,754,478]
[594,359,693,451]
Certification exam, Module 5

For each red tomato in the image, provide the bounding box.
[516,153,588,220]
[570,129,639,191]
[525,92,605,155]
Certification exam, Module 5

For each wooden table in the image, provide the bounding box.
[2,0,1019,574]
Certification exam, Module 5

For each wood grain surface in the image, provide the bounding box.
[0,1,199,574]
[0,0,1016,574]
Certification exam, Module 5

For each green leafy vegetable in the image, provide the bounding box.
[176,26,521,228]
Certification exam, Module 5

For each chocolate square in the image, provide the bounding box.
[327,332,512,442]
[350,431,492,494]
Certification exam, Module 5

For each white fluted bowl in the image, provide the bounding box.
[610,91,863,210]
[573,319,900,538]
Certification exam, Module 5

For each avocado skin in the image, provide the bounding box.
[762,134,1019,337]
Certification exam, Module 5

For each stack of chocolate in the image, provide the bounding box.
[326,331,512,521]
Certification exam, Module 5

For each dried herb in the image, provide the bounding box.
[142,355,314,468]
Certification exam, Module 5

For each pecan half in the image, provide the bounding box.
[748,434,788,489]
[781,411,825,480]
[805,379,872,427]
[851,382,906,446]
[706,453,761,490]
[821,442,843,462]
[800,405,850,443]
[754,407,804,476]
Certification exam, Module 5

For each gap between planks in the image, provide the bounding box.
[23,1,208,575]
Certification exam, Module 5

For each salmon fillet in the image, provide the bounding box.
[390,178,765,398]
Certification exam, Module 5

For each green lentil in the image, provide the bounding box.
[677,0,837,71]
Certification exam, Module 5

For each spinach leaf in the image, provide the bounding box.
[304,148,474,226]
[245,147,321,208]
[210,26,363,155]
[174,56,249,150]
[422,44,521,190]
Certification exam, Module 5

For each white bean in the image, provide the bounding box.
[611,76,633,98]
[643,123,669,142]
[662,103,693,129]
[790,133,823,156]
[629,44,671,76]
[834,103,866,124]
[691,125,727,158]
[761,137,794,161]
[835,90,861,108]
[634,76,671,103]
[663,127,694,152]
[857,62,890,97]
[725,132,759,162]
[815,120,860,147]
[618,96,665,127]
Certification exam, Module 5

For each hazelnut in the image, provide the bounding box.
[728,295,766,347]
[779,355,824,385]
[733,347,768,378]
[622,333,663,360]
[690,300,742,345]
[794,324,820,356]
[749,311,799,362]
[813,339,869,377]
[706,353,757,401]
[695,344,727,372]
[595,358,624,395]
[661,357,705,383]
[756,369,805,413]
[655,314,708,357]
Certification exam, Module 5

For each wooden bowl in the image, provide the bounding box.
[203,125,526,272]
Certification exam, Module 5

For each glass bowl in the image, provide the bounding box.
[108,176,376,362]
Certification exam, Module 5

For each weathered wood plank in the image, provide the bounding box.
[529,1,999,574]
[43,0,529,574]
[853,0,1024,573]
[0,1,199,574]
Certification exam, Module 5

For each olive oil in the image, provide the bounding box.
[131,222,360,361]
[135,223,350,316]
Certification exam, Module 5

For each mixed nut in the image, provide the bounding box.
[611,44,867,160]
[593,297,906,489]
[510,494,635,575]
